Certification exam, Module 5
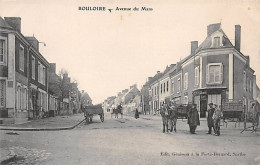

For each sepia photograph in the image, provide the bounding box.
[0,0,260,165]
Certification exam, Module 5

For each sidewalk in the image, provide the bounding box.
[0,113,86,131]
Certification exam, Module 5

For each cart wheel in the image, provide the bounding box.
[100,114,104,122]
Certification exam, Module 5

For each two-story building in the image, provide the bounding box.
[0,17,49,124]
[149,71,163,114]
[179,23,256,117]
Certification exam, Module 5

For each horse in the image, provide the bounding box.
[111,108,123,119]
[168,106,178,132]
[160,104,171,133]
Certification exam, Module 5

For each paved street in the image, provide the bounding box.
[1,112,260,165]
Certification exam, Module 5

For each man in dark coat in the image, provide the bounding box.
[187,104,200,134]
[207,103,215,134]
[135,108,139,119]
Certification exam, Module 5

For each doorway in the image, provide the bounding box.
[200,100,207,118]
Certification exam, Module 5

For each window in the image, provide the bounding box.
[243,71,246,91]
[0,80,5,107]
[38,63,41,83]
[0,40,5,63]
[184,72,188,90]
[163,83,165,93]
[38,62,46,85]
[167,81,169,92]
[250,79,252,92]
[32,56,35,79]
[172,81,175,93]
[195,67,199,86]
[154,87,156,95]
[207,63,223,84]
[17,86,21,110]
[247,77,250,92]
[213,37,220,47]
[42,66,46,85]
[177,78,181,93]
[19,45,25,72]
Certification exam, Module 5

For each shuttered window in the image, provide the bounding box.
[0,40,4,63]
[0,80,5,107]
[19,45,25,72]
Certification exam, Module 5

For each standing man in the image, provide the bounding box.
[207,103,215,134]
[187,104,200,134]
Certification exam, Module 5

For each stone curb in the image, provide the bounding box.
[0,118,86,131]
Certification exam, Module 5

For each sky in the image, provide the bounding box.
[1,0,260,104]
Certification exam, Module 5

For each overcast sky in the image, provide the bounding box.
[1,0,260,104]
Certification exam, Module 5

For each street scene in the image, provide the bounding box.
[1,0,260,165]
[0,112,260,165]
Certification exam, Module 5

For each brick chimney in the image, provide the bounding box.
[26,36,39,51]
[4,17,21,32]
[49,63,56,73]
[207,23,221,36]
[191,41,198,55]
[235,25,241,52]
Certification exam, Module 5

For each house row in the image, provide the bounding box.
[144,23,259,118]
[102,84,142,114]
[0,17,87,124]
[103,23,259,117]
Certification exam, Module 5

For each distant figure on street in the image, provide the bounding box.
[212,104,223,136]
[187,104,200,134]
[135,108,139,119]
[207,103,215,134]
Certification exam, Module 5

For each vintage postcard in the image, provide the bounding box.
[0,0,260,165]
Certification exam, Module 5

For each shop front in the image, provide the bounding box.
[192,87,227,118]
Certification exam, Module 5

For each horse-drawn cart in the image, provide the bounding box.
[222,99,243,127]
[175,104,192,119]
[83,105,104,123]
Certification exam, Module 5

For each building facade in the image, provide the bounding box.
[0,17,49,123]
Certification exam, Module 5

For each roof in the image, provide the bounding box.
[0,16,13,30]
[181,24,234,65]
[159,65,176,81]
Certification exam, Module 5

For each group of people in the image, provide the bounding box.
[187,102,223,136]
[161,101,223,136]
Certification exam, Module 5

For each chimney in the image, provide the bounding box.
[245,56,250,66]
[82,90,84,94]
[170,64,176,68]
[235,25,241,52]
[157,71,160,74]
[26,36,39,51]
[50,63,56,73]
[176,62,182,72]
[4,17,21,32]
[207,23,221,36]
[191,41,198,55]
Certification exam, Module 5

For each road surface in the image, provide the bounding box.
[1,113,259,164]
